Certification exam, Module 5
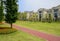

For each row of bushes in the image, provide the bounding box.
[18,12,60,23]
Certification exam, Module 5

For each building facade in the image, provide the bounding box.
[37,5,60,21]
[38,8,48,21]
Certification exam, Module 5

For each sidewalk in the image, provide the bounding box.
[13,24,60,41]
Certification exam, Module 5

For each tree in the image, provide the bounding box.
[20,12,27,21]
[29,13,38,22]
[17,12,21,20]
[48,14,52,23]
[0,0,4,23]
[5,0,18,28]
[39,14,41,21]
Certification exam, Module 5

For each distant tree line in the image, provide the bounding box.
[17,12,60,23]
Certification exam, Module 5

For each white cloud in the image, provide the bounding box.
[19,0,60,12]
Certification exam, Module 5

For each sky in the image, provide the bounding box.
[18,0,60,12]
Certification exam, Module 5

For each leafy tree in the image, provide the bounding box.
[48,14,52,23]
[39,11,42,21]
[29,13,38,22]
[5,0,18,28]
[39,14,41,21]
[17,12,21,20]
[0,0,4,23]
[20,12,27,21]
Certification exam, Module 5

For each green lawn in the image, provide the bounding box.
[0,31,45,41]
[15,21,60,36]
[0,23,10,28]
[0,24,45,41]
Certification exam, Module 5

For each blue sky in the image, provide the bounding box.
[18,0,60,12]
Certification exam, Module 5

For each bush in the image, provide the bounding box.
[41,18,46,22]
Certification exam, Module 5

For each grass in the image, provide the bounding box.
[0,23,45,41]
[0,23,17,34]
[0,28,17,34]
[0,23,10,28]
[15,21,60,36]
[0,31,45,41]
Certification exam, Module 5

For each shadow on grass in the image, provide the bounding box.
[0,27,11,29]
[0,27,17,35]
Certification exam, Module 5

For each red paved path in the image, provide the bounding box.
[13,24,60,41]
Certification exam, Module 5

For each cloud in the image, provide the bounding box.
[18,0,60,12]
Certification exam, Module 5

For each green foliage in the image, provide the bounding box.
[17,12,21,20]
[39,14,41,21]
[5,0,18,28]
[41,14,48,22]
[0,0,4,22]
[41,18,46,22]
[29,13,38,21]
[20,12,27,21]
[48,14,53,23]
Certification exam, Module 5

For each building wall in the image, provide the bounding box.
[38,8,48,21]
[38,5,60,21]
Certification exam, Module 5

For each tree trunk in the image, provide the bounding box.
[11,23,12,28]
